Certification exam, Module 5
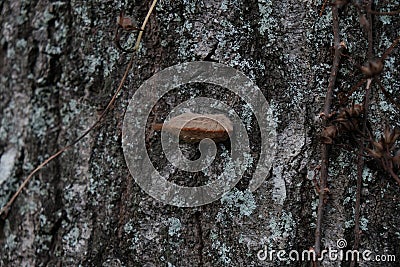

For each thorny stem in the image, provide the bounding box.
[314,5,342,262]
[0,0,159,219]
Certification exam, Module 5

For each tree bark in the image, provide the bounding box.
[1,0,399,266]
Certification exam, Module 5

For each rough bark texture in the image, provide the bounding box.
[0,0,399,266]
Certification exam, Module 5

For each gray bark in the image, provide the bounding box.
[1,0,399,266]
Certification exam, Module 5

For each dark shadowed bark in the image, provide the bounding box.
[1,1,399,266]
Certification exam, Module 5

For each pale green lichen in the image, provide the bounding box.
[124,220,135,234]
[71,2,123,79]
[30,104,55,138]
[257,0,276,38]
[60,99,82,126]
[15,39,27,49]
[210,229,232,265]
[220,0,228,12]
[344,220,353,229]
[1,0,398,264]
[32,7,54,28]
[35,234,52,253]
[199,141,251,192]
[362,167,374,183]
[63,226,82,253]
[45,43,62,55]
[220,188,257,217]
[343,196,351,205]
[241,103,253,131]
[5,232,18,251]
[167,217,182,237]
[265,210,295,248]
[6,47,15,58]
[129,232,141,251]
[360,217,368,231]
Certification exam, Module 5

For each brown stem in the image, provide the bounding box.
[385,157,400,186]
[351,78,372,267]
[388,168,400,186]
[314,5,342,262]
[366,1,373,59]
[376,79,400,111]
[319,0,329,17]
[351,2,373,265]
[339,78,367,106]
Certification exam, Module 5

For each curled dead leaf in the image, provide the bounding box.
[366,148,383,159]
[383,126,400,148]
[321,125,338,144]
[361,58,384,77]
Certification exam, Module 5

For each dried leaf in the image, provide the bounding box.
[366,148,383,159]
[371,140,385,154]
[361,58,384,77]
[321,125,338,144]
[385,127,400,148]
[153,113,233,143]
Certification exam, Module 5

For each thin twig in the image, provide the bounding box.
[0,0,159,218]
[135,0,158,51]
[366,2,373,60]
[376,79,400,111]
[367,9,400,16]
[339,78,367,106]
[351,2,373,265]
[319,0,328,17]
[381,36,400,61]
[352,2,400,16]
[314,5,342,261]
[351,78,372,267]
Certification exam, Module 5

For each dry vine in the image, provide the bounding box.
[314,4,343,261]
[315,1,400,266]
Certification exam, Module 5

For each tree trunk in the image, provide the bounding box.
[1,0,399,266]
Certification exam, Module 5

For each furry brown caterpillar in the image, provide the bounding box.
[153,113,233,143]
